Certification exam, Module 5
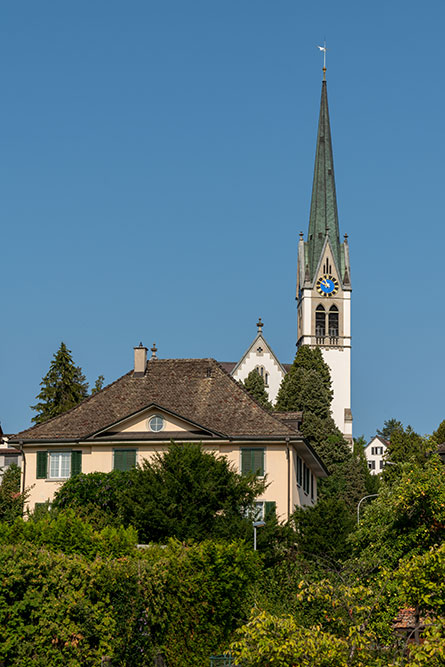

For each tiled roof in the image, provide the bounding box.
[12,359,299,442]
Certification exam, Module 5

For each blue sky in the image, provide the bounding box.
[1,1,444,440]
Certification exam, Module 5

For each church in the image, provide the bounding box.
[226,66,353,443]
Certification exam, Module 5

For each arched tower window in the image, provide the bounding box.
[315,304,326,341]
[329,305,339,338]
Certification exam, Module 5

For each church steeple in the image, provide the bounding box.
[307,78,341,280]
[296,68,352,444]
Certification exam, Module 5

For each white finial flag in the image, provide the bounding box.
[317,41,327,70]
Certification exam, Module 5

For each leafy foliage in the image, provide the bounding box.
[241,369,272,409]
[384,424,431,472]
[0,510,138,558]
[53,444,265,543]
[0,539,258,666]
[290,497,356,564]
[31,342,89,424]
[0,464,26,524]
[52,471,126,528]
[120,443,266,543]
[352,454,445,568]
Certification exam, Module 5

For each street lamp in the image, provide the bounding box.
[252,520,266,550]
[356,494,378,525]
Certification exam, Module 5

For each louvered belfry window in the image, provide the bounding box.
[329,305,339,337]
[315,305,326,336]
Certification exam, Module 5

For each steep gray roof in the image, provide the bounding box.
[12,358,300,442]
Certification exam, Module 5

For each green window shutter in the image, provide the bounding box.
[241,449,264,476]
[36,451,48,479]
[252,449,264,476]
[264,501,276,520]
[114,449,136,472]
[241,449,251,475]
[71,451,82,477]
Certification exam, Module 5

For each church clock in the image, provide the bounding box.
[316,274,339,296]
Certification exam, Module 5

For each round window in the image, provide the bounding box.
[149,415,164,432]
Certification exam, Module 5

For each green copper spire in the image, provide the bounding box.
[307,78,341,280]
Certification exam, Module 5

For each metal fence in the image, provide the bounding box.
[209,655,234,666]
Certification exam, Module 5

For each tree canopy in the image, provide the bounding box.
[53,443,266,543]
[31,342,89,424]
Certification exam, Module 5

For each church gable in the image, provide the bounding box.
[231,320,286,404]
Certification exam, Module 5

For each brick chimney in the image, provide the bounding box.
[134,342,147,377]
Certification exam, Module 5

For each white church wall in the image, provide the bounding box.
[322,347,351,436]
[232,347,285,404]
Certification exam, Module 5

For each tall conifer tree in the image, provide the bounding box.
[31,342,89,424]
[241,369,272,409]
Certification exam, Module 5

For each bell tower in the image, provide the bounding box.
[296,69,352,443]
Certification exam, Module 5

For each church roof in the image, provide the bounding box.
[11,358,300,442]
[307,78,342,280]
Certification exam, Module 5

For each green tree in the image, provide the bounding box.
[241,369,272,409]
[275,346,332,412]
[120,443,266,543]
[376,418,403,441]
[383,424,430,477]
[354,435,380,495]
[290,497,356,565]
[91,374,105,395]
[52,470,125,528]
[352,454,445,568]
[432,419,445,445]
[31,342,89,424]
[0,464,26,524]
[276,346,367,509]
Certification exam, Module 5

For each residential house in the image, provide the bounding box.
[10,345,328,519]
[364,435,389,474]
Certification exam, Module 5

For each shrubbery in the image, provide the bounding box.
[0,539,258,666]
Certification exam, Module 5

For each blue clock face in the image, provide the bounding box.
[316,274,339,297]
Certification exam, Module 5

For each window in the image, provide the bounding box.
[303,463,310,494]
[368,460,376,470]
[254,501,276,521]
[328,305,339,337]
[296,455,303,486]
[310,472,314,500]
[315,305,326,337]
[113,449,137,472]
[241,448,264,476]
[379,460,385,469]
[371,446,383,456]
[49,452,71,479]
[3,454,19,468]
[36,451,82,480]
[149,415,164,432]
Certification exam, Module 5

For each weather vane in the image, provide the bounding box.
[317,41,327,79]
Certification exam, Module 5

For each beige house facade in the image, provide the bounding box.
[11,348,327,520]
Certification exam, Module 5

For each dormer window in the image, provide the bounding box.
[148,415,164,432]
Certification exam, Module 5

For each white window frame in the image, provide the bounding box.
[148,415,165,432]
[48,451,71,480]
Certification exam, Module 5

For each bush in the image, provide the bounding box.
[0,539,259,666]
[0,510,138,559]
